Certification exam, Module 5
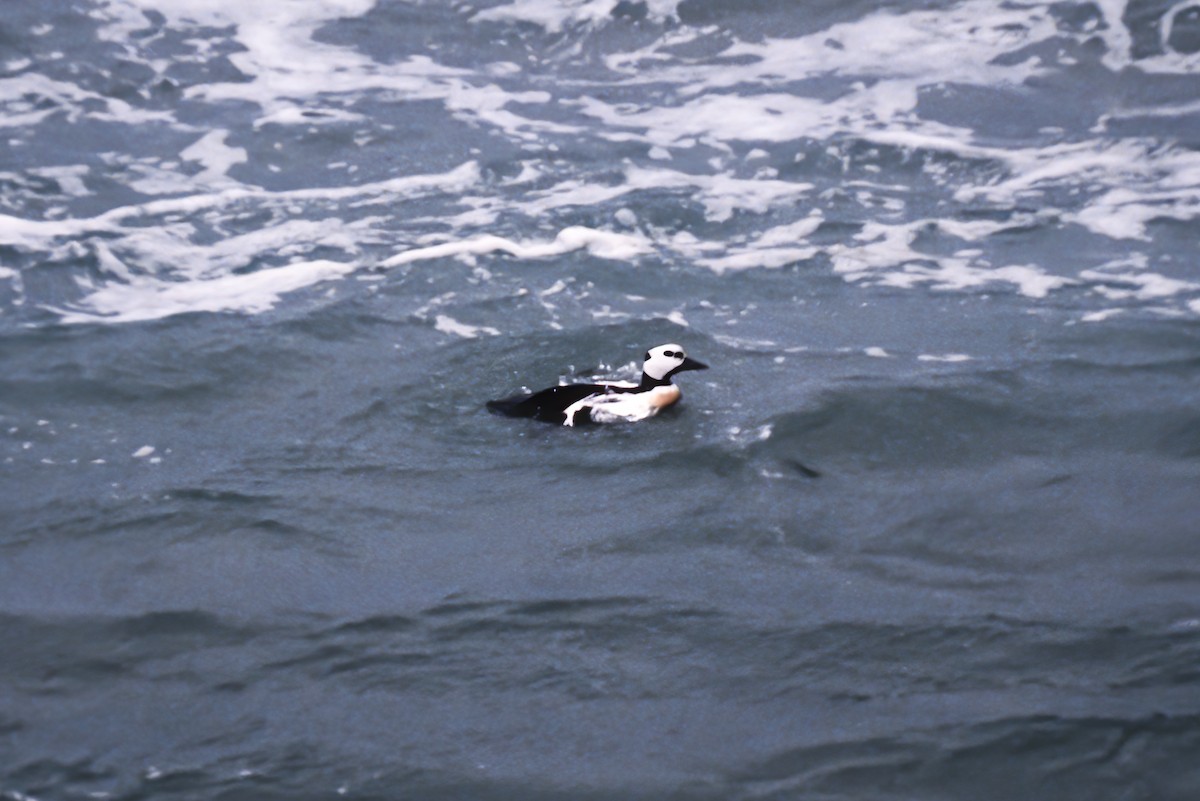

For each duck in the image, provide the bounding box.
[487,343,708,426]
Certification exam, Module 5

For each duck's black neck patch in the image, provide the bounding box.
[639,372,671,389]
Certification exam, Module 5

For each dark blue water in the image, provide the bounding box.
[2,1,1199,798]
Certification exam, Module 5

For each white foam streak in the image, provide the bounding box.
[434,315,500,339]
[0,72,177,128]
[599,0,1057,155]
[918,353,972,363]
[179,130,248,185]
[694,214,823,273]
[622,167,812,223]
[7,0,1198,326]
[829,220,1073,299]
[94,0,495,132]
[444,85,582,140]
[1093,0,1200,73]
[88,0,667,142]
[584,0,1200,252]
[951,140,1200,241]
[1080,268,1200,302]
[472,0,681,33]
[0,162,481,251]
[473,0,620,34]
[12,160,479,326]
[54,259,357,324]
[30,166,91,197]
[577,92,834,147]
[380,226,651,269]
[1072,187,1200,241]
[719,2,1055,86]
[960,141,1165,202]
[0,214,105,250]
[1080,309,1124,323]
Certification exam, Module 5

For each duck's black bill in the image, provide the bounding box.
[677,356,708,372]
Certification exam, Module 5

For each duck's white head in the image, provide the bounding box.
[642,343,708,383]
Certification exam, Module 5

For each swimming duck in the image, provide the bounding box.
[487,343,708,426]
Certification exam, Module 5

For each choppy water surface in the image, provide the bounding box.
[2,0,1199,798]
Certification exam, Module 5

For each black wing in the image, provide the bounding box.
[486,383,610,424]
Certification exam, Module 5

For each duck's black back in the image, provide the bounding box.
[487,383,618,424]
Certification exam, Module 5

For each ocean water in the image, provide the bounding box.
[2,0,1200,798]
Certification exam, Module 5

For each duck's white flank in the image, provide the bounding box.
[563,384,682,426]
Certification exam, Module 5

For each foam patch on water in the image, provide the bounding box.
[471,0,681,33]
[0,162,481,251]
[380,226,652,269]
[91,0,560,143]
[825,219,1074,299]
[585,0,1200,257]
[53,259,358,324]
[1080,266,1200,302]
[1092,0,1200,73]
[95,0,389,123]
[2,162,481,324]
[518,166,814,224]
[693,214,823,273]
[179,130,248,186]
[952,139,1200,242]
[3,0,1199,328]
[599,0,1057,142]
[433,315,501,339]
[0,72,177,129]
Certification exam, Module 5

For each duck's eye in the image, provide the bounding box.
[663,350,675,357]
